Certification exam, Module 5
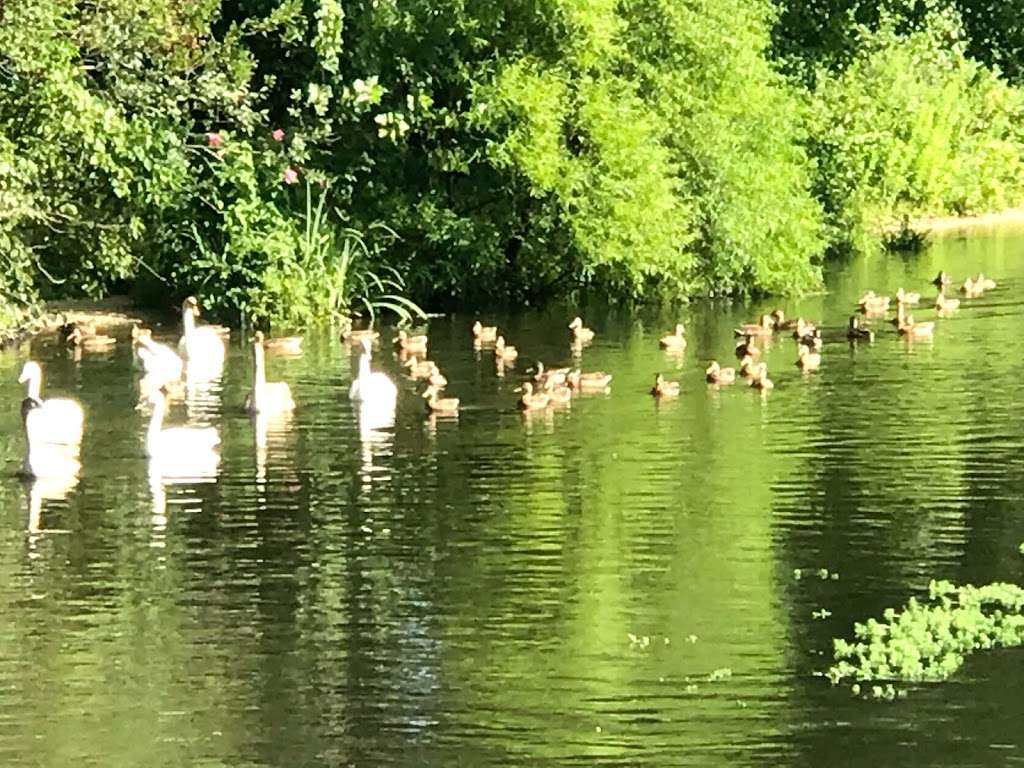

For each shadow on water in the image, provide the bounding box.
[0,228,1024,765]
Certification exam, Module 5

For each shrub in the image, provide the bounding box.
[806,3,1024,249]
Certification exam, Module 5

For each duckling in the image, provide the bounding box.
[895,287,921,305]
[735,335,760,359]
[791,318,818,340]
[651,373,680,398]
[847,316,874,341]
[795,328,822,351]
[427,367,448,389]
[263,335,303,355]
[659,323,687,350]
[890,301,908,328]
[517,381,551,411]
[66,326,116,351]
[705,361,736,385]
[244,331,296,415]
[567,370,613,391]
[403,355,438,380]
[734,314,775,337]
[543,377,574,404]
[495,335,519,362]
[393,329,429,355]
[770,309,794,331]
[750,362,774,390]
[472,320,498,343]
[422,384,460,415]
[932,271,952,288]
[340,327,380,345]
[934,290,960,312]
[534,362,570,387]
[57,315,98,344]
[959,277,984,298]
[796,344,821,370]
[858,291,890,314]
[738,354,758,378]
[568,316,595,344]
[977,273,997,291]
[898,314,935,338]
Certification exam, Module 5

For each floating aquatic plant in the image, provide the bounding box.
[794,567,839,581]
[828,580,1024,687]
[708,667,733,682]
[627,633,651,649]
[627,633,670,648]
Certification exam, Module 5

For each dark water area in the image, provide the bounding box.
[2,228,1024,767]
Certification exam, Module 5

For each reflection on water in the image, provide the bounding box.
[2,229,1024,766]
[23,467,79,540]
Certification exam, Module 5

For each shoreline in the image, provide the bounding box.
[880,207,1024,236]
[4,207,1024,345]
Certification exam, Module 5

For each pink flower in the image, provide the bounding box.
[206,132,223,148]
[271,128,285,142]
[282,167,299,185]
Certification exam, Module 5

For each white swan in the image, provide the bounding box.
[244,331,296,415]
[144,387,221,475]
[132,326,184,383]
[20,406,80,538]
[17,361,84,446]
[18,398,82,481]
[177,296,225,369]
[349,338,397,406]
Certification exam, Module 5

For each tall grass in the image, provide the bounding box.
[298,183,426,326]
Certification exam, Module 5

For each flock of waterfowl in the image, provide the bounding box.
[695,270,996,392]
[345,267,997,411]
[13,269,998,484]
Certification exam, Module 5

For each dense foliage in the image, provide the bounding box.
[806,4,1024,249]
[3,0,1024,325]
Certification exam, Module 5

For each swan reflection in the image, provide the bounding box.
[253,411,295,486]
[22,459,80,541]
[357,399,395,489]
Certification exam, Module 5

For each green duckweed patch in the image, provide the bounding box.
[828,580,1024,687]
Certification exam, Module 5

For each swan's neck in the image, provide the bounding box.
[21,408,37,471]
[147,398,166,451]
[23,371,41,402]
[182,308,196,343]
[358,350,371,381]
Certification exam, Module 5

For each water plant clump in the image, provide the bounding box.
[828,580,1024,686]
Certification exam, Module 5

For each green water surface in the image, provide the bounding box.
[2,228,1024,767]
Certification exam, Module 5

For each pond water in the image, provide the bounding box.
[2,228,1024,767]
